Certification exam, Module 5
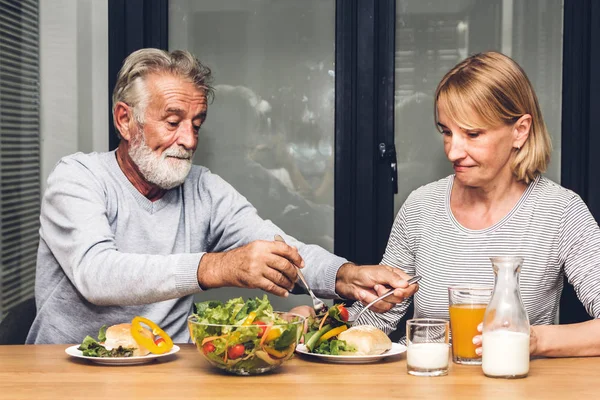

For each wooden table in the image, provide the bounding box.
[1,344,598,399]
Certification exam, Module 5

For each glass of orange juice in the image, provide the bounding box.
[448,285,493,365]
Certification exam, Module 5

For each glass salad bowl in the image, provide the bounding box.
[188,311,305,375]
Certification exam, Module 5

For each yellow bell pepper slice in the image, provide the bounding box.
[242,312,257,326]
[263,327,282,343]
[317,325,348,344]
[130,316,174,354]
[263,345,288,359]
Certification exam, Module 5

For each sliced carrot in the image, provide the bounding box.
[201,335,226,346]
[318,314,328,331]
[259,323,274,346]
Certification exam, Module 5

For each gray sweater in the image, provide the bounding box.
[26,151,346,344]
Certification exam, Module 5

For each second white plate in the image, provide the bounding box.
[295,342,406,364]
[65,344,180,365]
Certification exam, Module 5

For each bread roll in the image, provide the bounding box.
[103,323,153,356]
[338,325,392,355]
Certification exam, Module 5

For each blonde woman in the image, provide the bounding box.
[351,51,600,357]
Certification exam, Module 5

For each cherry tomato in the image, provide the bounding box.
[154,337,165,346]
[227,344,245,360]
[202,342,216,355]
[338,305,349,322]
[252,321,267,338]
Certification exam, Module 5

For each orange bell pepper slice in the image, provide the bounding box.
[130,316,174,354]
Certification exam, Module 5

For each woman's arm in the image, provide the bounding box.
[532,194,600,357]
[532,319,600,357]
[475,321,600,357]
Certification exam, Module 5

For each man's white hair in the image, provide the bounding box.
[112,48,213,138]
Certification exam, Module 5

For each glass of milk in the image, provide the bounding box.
[406,319,450,377]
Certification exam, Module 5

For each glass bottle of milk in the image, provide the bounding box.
[482,256,530,379]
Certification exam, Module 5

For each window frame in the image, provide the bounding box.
[558,0,600,324]
[108,0,600,325]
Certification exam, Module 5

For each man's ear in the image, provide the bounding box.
[513,114,532,149]
[114,102,134,141]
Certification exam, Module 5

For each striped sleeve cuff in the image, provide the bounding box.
[348,299,411,336]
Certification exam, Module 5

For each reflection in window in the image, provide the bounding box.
[394,0,563,214]
[169,1,335,252]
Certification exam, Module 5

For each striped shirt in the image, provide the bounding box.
[350,175,600,337]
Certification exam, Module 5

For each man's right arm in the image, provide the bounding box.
[40,158,202,306]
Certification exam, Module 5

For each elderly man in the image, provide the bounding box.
[26,49,417,344]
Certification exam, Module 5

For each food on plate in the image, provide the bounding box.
[188,295,304,375]
[303,304,391,356]
[104,323,153,356]
[337,325,392,355]
[129,316,174,354]
[77,317,173,357]
[303,304,356,355]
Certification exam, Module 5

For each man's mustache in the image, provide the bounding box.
[162,146,193,160]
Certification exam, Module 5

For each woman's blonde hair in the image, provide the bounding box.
[112,48,214,137]
[434,51,552,183]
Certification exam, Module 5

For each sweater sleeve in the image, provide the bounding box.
[39,157,203,306]
[201,172,347,298]
[559,195,600,318]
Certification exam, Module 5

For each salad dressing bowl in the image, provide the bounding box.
[188,297,305,375]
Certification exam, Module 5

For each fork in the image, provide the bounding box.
[274,234,328,314]
[348,275,422,325]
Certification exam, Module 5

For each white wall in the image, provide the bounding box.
[40,0,108,190]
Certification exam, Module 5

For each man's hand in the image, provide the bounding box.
[197,240,303,297]
[335,263,419,313]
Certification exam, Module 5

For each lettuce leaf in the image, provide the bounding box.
[77,326,134,357]
[97,325,107,342]
[272,327,298,350]
[193,295,275,326]
[313,339,356,355]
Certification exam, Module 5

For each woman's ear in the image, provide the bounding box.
[513,114,532,150]
[113,102,134,141]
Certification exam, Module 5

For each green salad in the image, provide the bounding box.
[78,325,134,357]
[303,304,357,355]
[188,295,303,374]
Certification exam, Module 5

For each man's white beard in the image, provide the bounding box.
[128,127,194,190]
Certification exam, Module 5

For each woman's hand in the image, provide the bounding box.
[473,323,538,356]
[334,263,418,313]
[529,326,539,355]
[473,323,483,356]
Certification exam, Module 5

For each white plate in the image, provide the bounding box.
[65,344,180,365]
[295,342,406,364]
